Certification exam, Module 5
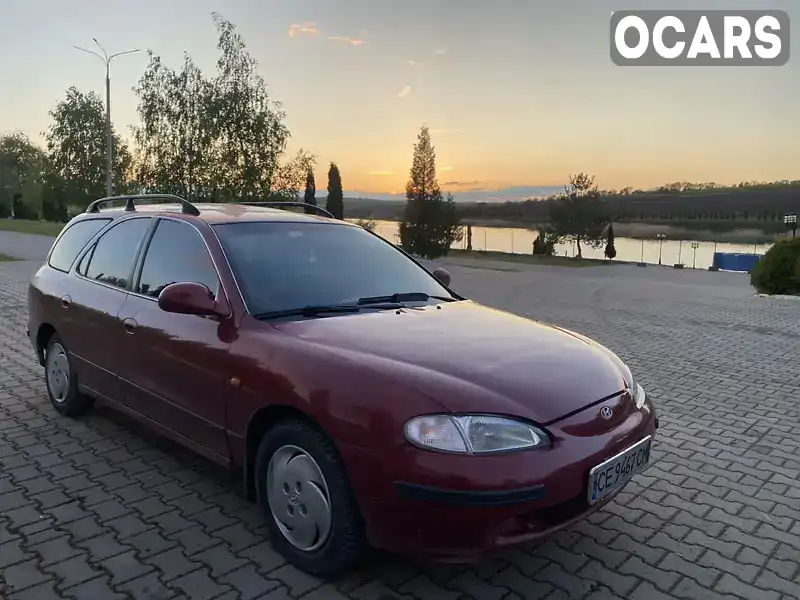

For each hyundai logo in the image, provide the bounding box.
[600,406,614,420]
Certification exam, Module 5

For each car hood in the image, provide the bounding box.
[273,300,628,423]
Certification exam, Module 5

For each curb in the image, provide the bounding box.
[754,293,800,301]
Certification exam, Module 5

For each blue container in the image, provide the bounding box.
[712,252,762,272]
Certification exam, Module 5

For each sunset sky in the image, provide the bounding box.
[1,0,797,201]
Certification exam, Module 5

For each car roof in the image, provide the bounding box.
[72,195,354,228]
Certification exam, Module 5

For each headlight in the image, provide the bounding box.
[622,365,647,409]
[617,361,635,392]
[633,382,646,409]
[404,414,550,454]
[616,361,646,408]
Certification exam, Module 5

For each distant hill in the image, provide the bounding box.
[342,197,407,220]
[335,185,564,203]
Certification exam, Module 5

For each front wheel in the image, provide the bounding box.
[255,419,369,577]
[44,334,93,417]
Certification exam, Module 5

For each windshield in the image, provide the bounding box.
[213,221,454,316]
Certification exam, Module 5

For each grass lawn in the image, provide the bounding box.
[446,249,613,267]
[0,219,65,237]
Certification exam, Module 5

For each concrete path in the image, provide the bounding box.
[0,230,55,261]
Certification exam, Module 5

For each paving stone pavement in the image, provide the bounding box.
[1,255,799,600]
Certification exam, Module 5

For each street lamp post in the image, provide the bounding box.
[656,233,666,265]
[785,214,798,239]
[707,240,720,271]
[74,39,139,197]
[691,242,700,269]
[636,238,646,266]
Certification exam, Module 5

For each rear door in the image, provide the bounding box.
[58,216,154,400]
[115,217,233,461]
[29,217,112,356]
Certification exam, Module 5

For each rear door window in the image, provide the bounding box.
[48,218,111,272]
[80,217,153,290]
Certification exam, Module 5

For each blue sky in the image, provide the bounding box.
[1,0,797,201]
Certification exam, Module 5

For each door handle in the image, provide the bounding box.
[122,318,138,334]
[60,295,71,309]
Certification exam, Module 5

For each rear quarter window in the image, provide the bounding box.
[48,218,111,273]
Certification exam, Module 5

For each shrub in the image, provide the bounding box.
[353,218,377,233]
[750,238,800,295]
[795,255,800,284]
[12,193,40,220]
[533,230,557,255]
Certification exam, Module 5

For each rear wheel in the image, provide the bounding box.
[255,419,368,577]
[44,334,93,417]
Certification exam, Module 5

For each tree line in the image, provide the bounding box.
[0,13,347,222]
[462,173,799,259]
[345,183,799,230]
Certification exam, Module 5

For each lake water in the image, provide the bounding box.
[358,220,772,270]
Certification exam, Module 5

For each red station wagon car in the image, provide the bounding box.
[28,194,658,576]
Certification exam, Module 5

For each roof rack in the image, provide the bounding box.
[237,201,335,219]
[85,194,200,216]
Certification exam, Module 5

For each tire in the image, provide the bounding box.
[255,419,369,577]
[44,334,93,417]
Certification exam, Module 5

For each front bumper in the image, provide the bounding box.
[342,395,658,560]
[377,486,619,562]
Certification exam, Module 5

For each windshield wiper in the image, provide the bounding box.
[252,302,404,320]
[357,292,456,305]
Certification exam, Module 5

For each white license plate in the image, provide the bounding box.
[588,436,652,505]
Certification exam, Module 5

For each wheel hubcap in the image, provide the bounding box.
[46,343,70,404]
[266,445,332,552]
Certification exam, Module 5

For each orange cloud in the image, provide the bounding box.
[329,36,366,46]
[288,22,318,37]
[440,165,454,172]
[366,170,394,176]
[444,180,481,187]
[397,85,411,98]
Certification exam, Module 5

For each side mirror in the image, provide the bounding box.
[158,282,219,316]
[432,267,451,287]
